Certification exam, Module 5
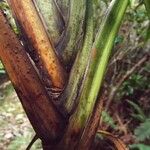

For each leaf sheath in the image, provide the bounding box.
[8,0,67,89]
[0,11,66,143]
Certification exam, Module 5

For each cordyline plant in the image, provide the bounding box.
[0,0,149,149]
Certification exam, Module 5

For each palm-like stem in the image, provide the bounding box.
[62,0,129,149]
[0,11,66,143]
[8,0,67,89]
[56,0,86,66]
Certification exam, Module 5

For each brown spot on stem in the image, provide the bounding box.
[91,48,97,59]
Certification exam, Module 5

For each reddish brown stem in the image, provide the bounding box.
[0,11,66,143]
[8,0,67,89]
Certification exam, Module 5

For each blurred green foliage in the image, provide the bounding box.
[130,144,150,150]
[101,111,116,129]
[134,119,150,142]
[119,73,149,96]
[127,100,146,122]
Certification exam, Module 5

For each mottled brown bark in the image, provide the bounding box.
[0,11,66,143]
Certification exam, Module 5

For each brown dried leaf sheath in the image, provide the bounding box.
[8,0,67,88]
[0,11,66,143]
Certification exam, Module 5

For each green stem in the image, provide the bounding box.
[59,0,94,115]
[63,0,129,148]
[56,0,86,66]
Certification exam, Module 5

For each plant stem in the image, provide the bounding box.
[58,0,94,115]
[8,0,67,89]
[62,0,129,148]
[33,0,65,45]
[0,11,66,143]
[56,0,86,66]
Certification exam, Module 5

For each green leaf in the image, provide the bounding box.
[101,111,116,128]
[115,35,124,44]
[0,69,5,74]
[134,119,150,141]
[0,61,4,69]
[0,61,5,75]
[130,144,150,150]
[127,100,146,122]
[144,0,150,19]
